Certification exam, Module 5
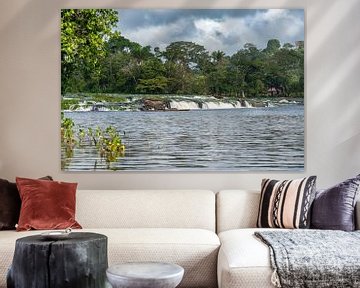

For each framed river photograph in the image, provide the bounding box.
[61,9,304,171]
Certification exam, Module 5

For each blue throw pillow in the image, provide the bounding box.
[311,174,360,231]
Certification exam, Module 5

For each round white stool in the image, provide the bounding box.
[106,262,184,288]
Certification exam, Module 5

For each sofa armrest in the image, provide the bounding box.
[356,200,360,230]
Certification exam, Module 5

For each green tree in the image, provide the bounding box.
[61,9,118,94]
[62,14,304,99]
[283,42,294,49]
[135,58,168,93]
[230,44,266,97]
[211,50,226,64]
[105,34,156,92]
[162,42,206,94]
[207,53,231,97]
[163,41,209,70]
[263,46,303,96]
[189,74,208,95]
[264,39,281,54]
[136,77,168,93]
[98,52,132,92]
[165,61,193,94]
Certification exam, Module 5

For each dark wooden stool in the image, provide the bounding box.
[7,232,108,288]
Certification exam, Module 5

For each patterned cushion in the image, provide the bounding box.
[257,176,317,229]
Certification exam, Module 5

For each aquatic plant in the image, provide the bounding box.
[98,126,125,166]
[61,117,126,169]
[61,117,76,148]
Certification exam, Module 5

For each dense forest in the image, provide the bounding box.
[61,9,304,98]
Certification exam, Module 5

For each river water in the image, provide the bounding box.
[63,105,304,171]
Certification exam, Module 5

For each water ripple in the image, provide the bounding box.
[63,105,304,171]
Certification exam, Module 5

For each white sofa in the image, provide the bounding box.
[216,190,360,288]
[216,190,273,288]
[0,190,220,288]
[1,189,359,288]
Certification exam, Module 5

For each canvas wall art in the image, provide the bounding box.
[61,9,304,171]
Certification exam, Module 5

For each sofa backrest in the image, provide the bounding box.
[216,190,260,233]
[76,190,216,231]
[217,190,360,232]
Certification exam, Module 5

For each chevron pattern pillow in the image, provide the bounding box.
[257,176,317,229]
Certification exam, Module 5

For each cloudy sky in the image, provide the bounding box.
[116,9,304,55]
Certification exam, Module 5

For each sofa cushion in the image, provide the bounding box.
[76,190,216,231]
[16,177,81,231]
[216,190,260,233]
[217,228,276,288]
[311,174,360,231]
[0,179,20,230]
[0,228,220,288]
[257,177,317,229]
[0,176,53,230]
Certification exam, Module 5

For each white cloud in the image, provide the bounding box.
[256,9,288,22]
[194,18,222,34]
[248,9,304,44]
[192,18,252,54]
[121,18,192,51]
[119,9,304,55]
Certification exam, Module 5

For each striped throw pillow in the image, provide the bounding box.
[257,176,317,229]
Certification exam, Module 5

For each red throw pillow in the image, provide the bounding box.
[16,177,82,231]
[0,176,53,230]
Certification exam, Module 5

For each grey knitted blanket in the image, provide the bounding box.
[255,230,360,288]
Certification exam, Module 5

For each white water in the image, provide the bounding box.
[202,102,235,109]
[71,106,92,112]
[170,100,252,110]
[243,100,252,108]
[169,101,200,110]
[69,103,111,112]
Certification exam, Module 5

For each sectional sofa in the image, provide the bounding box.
[0,189,359,288]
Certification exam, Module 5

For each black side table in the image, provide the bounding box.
[7,232,108,288]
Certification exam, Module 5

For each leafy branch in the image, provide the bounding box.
[61,116,125,169]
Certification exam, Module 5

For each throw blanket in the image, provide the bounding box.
[255,230,360,288]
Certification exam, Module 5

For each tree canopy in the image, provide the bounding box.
[61,9,118,94]
[61,9,304,98]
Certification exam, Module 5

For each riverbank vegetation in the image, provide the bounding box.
[61,114,125,169]
[61,9,304,99]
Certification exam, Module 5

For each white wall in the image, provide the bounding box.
[0,0,359,190]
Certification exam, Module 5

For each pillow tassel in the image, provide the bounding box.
[271,269,281,288]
